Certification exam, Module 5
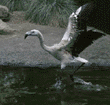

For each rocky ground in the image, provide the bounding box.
[0,11,110,67]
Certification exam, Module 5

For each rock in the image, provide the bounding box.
[0,5,10,21]
[0,19,16,34]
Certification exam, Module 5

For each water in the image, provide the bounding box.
[0,65,110,105]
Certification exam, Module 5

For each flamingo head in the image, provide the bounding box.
[24,29,41,39]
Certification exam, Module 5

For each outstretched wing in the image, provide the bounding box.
[65,30,105,57]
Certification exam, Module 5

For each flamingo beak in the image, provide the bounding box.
[24,31,31,39]
[24,34,28,39]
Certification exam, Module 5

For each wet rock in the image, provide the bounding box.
[0,19,16,34]
[0,5,10,21]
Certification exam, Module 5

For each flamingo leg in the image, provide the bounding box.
[70,63,85,81]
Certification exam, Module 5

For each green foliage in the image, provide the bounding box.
[73,0,92,5]
[0,0,79,27]
[0,0,30,11]
[25,0,77,27]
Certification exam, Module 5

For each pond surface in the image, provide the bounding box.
[0,65,110,105]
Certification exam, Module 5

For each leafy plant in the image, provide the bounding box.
[0,0,30,11]
[25,0,77,27]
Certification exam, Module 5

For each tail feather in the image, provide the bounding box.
[72,56,89,63]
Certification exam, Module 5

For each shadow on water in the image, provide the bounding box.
[0,64,110,105]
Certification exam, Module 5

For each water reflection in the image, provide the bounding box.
[0,65,110,105]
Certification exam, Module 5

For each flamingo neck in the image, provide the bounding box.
[37,33,50,52]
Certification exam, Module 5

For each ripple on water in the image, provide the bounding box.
[0,66,110,105]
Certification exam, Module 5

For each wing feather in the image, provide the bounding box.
[65,30,105,56]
